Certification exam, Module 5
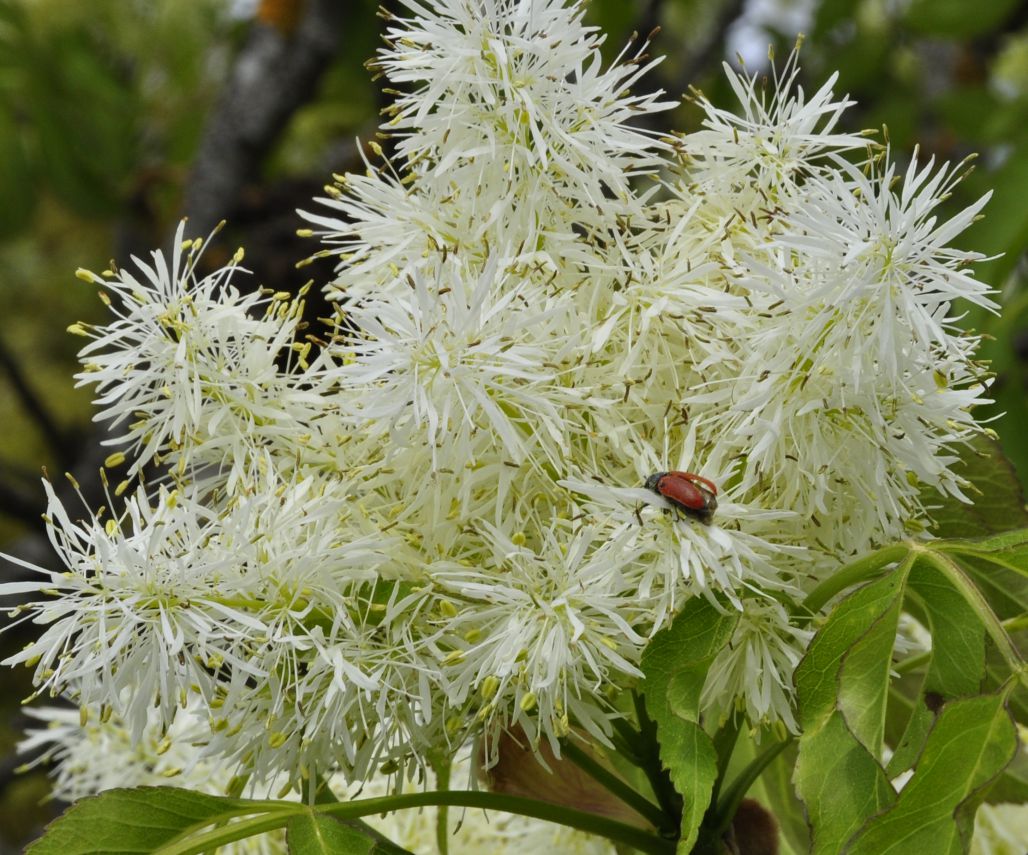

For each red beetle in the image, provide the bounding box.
[645,471,718,525]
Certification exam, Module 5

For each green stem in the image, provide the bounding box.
[611,717,645,764]
[708,737,793,840]
[561,739,669,831]
[709,716,741,804]
[161,810,298,854]
[158,791,677,855]
[632,690,681,823]
[802,543,910,614]
[324,793,676,854]
[433,756,451,855]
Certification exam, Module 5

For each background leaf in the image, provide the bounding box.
[921,436,1028,540]
[0,102,35,237]
[904,0,1024,39]
[845,691,1018,854]
[885,561,987,777]
[735,737,809,855]
[793,570,905,854]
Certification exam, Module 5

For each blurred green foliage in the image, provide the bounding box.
[0,0,1026,848]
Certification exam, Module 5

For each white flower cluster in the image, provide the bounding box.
[19,702,614,855]
[2,0,993,800]
[18,697,1024,854]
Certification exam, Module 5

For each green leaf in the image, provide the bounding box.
[797,569,908,726]
[844,690,1018,854]
[948,548,1028,624]
[836,590,903,757]
[812,0,861,37]
[298,781,411,854]
[885,561,987,777]
[917,549,1022,680]
[641,598,737,852]
[982,745,1028,804]
[286,813,381,854]
[922,436,1028,540]
[905,0,1022,37]
[794,570,906,854]
[794,713,895,855]
[919,440,1028,674]
[0,100,35,236]
[941,528,1028,576]
[798,530,1023,850]
[24,787,281,855]
[909,563,988,695]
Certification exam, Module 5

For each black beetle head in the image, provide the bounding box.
[644,472,667,492]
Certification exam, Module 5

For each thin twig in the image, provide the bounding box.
[0,336,73,468]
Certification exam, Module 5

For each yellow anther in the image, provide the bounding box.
[480,676,500,701]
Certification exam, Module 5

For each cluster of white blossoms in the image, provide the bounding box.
[18,704,615,855]
[18,698,1026,854]
[2,0,994,805]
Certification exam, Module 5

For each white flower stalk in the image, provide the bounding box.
[206,579,443,786]
[700,598,813,732]
[3,467,411,765]
[328,253,576,469]
[683,53,867,199]
[377,0,671,219]
[6,480,249,738]
[72,221,310,483]
[19,700,288,854]
[667,67,995,556]
[300,153,453,302]
[770,152,995,364]
[0,0,1002,795]
[560,475,799,618]
[21,703,615,855]
[303,0,674,305]
[972,801,1028,855]
[581,202,742,380]
[428,521,649,757]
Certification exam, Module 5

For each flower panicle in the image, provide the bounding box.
[0,0,1003,793]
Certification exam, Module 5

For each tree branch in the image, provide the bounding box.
[183,0,346,236]
[0,336,73,469]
